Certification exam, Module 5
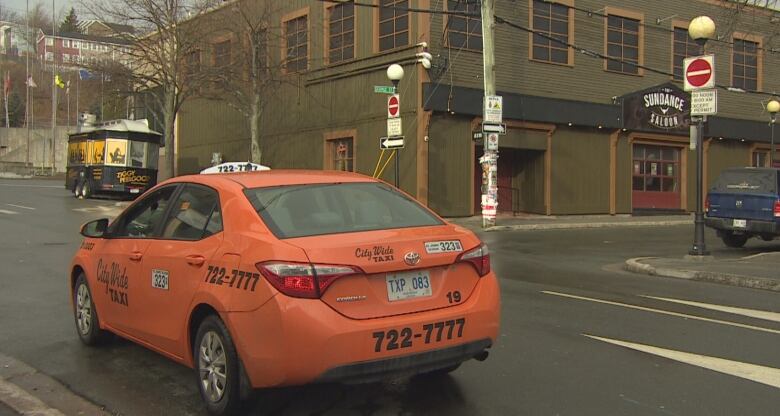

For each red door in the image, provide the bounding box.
[632,144,682,210]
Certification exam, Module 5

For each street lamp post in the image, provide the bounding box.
[767,99,780,167]
[386,64,404,188]
[688,16,715,257]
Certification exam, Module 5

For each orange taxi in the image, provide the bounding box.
[70,170,501,415]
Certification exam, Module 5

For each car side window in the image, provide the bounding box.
[161,184,222,240]
[111,186,177,238]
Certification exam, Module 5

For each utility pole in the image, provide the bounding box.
[25,0,30,167]
[480,0,498,228]
[50,0,57,174]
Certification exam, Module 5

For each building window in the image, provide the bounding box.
[45,37,53,46]
[328,2,355,64]
[213,40,230,67]
[606,14,641,74]
[733,38,759,91]
[531,0,570,64]
[186,50,201,74]
[378,0,409,52]
[752,150,768,167]
[45,52,53,61]
[284,14,308,72]
[632,145,679,192]
[328,137,354,172]
[63,53,70,62]
[446,0,482,51]
[73,40,80,48]
[672,27,702,80]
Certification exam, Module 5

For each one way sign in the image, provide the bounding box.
[380,136,405,149]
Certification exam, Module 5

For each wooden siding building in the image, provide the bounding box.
[173,0,780,216]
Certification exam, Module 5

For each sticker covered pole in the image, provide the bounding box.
[481,0,498,228]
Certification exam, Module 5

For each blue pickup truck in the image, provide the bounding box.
[705,167,780,248]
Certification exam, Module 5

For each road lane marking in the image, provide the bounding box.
[643,296,780,323]
[5,204,34,210]
[0,378,66,415]
[583,334,780,390]
[0,183,62,188]
[541,291,780,335]
[0,209,18,215]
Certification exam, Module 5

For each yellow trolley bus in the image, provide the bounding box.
[65,119,162,199]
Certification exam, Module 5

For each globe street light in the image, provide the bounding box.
[386,64,404,188]
[768,99,780,167]
[688,16,715,257]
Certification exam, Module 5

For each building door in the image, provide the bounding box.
[474,147,515,214]
[632,144,681,210]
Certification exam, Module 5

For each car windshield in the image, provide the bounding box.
[711,169,779,194]
[244,182,443,239]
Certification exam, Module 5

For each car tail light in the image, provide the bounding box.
[774,199,780,218]
[256,262,362,299]
[457,244,491,277]
[704,195,710,214]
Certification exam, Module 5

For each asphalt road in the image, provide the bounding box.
[1,179,779,416]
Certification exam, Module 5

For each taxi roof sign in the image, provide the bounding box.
[200,162,270,174]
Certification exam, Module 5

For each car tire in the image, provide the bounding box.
[81,181,92,199]
[420,362,461,377]
[721,232,748,248]
[194,315,242,416]
[74,181,83,198]
[73,274,107,346]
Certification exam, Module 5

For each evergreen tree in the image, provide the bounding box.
[60,7,81,34]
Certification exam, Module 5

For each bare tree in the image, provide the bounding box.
[0,4,19,22]
[205,0,287,164]
[80,0,221,178]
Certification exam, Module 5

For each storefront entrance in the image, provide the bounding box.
[631,143,681,210]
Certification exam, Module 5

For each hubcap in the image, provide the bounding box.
[198,331,227,403]
[76,284,92,335]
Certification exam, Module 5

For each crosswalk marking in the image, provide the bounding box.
[643,296,780,324]
[0,209,18,215]
[584,334,780,390]
[542,291,780,335]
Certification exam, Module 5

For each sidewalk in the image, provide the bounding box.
[446,213,693,232]
[625,252,780,292]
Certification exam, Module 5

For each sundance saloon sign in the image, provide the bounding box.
[622,83,691,133]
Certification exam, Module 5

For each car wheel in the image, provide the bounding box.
[81,181,92,199]
[195,315,241,416]
[74,274,107,345]
[74,181,83,198]
[721,232,748,248]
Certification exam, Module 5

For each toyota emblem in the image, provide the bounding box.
[404,251,421,266]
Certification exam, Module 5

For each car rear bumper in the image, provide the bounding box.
[226,272,501,388]
[705,216,780,234]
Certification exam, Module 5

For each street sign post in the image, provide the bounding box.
[387,118,402,136]
[380,136,405,149]
[482,122,506,134]
[486,133,499,151]
[374,85,395,94]
[691,89,718,116]
[484,95,503,123]
[683,55,715,91]
[387,94,400,118]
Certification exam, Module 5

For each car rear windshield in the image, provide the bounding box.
[244,182,444,239]
[711,169,779,194]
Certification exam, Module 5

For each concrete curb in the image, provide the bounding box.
[481,220,691,232]
[624,257,780,292]
[0,352,110,416]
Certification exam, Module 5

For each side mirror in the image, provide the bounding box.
[81,218,109,238]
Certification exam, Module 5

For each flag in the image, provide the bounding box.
[26,76,37,88]
[55,74,65,89]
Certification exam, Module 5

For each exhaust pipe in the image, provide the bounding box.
[473,350,489,362]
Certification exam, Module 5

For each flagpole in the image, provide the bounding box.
[4,72,9,128]
[25,0,30,166]
[50,0,57,174]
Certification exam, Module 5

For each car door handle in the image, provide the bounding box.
[129,251,143,262]
[186,255,205,266]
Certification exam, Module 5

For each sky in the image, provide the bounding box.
[3,0,76,20]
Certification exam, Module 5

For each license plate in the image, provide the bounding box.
[386,270,432,301]
[129,188,140,194]
[733,219,747,228]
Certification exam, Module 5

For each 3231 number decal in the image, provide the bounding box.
[205,266,260,292]
[372,318,466,353]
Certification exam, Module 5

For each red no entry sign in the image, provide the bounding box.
[388,94,400,118]
[683,55,715,91]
